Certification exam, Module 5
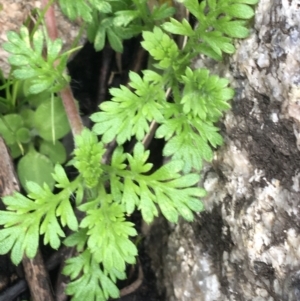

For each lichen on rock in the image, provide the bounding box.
[147,1,300,300]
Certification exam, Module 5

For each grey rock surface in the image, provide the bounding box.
[146,1,300,300]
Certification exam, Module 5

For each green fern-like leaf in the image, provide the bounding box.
[63,250,124,301]
[0,212,39,264]
[164,0,259,60]
[58,0,93,22]
[142,26,180,69]
[58,0,137,24]
[86,0,144,52]
[104,143,206,223]
[3,26,68,94]
[91,71,165,144]
[0,176,79,264]
[79,191,138,272]
[74,128,105,188]
[162,17,195,37]
[156,110,224,172]
[181,67,233,121]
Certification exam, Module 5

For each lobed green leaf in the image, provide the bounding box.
[40,208,65,249]
[91,73,165,144]
[64,250,121,301]
[151,3,176,21]
[162,18,195,37]
[80,199,138,272]
[73,128,105,188]
[56,198,78,231]
[18,150,55,193]
[58,0,92,22]
[2,193,37,214]
[63,228,88,252]
[224,3,255,19]
[142,27,180,69]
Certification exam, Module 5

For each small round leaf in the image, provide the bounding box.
[34,97,70,141]
[39,140,67,164]
[20,109,35,128]
[16,127,31,144]
[17,150,55,192]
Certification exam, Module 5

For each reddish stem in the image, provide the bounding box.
[60,85,83,136]
[42,0,58,41]
[42,0,83,137]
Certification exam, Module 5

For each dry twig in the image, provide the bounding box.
[0,136,54,301]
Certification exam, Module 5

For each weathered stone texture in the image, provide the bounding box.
[147,1,300,300]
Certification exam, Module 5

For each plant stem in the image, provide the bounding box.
[23,252,55,301]
[60,85,83,136]
[42,0,58,41]
[141,87,171,149]
[0,137,55,301]
[42,0,83,138]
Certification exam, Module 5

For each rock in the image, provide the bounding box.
[147,1,300,300]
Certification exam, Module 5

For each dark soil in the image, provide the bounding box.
[229,93,300,189]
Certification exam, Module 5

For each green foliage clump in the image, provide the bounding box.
[0,0,258,300]
[3,26,68,94]
[91,71,166,144]
[0,23,72,190]
[59,0,176,52]
[73,129,105,188]
[0,165,79,264]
